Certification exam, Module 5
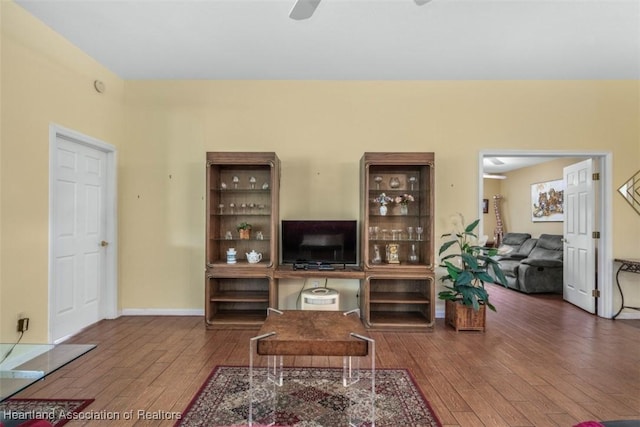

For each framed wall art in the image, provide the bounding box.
[531,179,564,222]
[482,198,489,214]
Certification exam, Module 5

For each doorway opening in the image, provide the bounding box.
[478,150,613,318]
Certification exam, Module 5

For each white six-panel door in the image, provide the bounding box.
[563,159,596,313]
[51,135,108,341]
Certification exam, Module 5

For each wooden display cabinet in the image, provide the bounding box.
[205,152,280,328]
[360,152,435,329]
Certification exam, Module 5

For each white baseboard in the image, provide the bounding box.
[120,308,204,316]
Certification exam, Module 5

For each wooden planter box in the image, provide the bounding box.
[445,300,486,332]
[239,229,251,240]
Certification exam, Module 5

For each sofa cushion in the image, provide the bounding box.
[500,233,532,250]
[516,238,538,257]
[527,234,563,261]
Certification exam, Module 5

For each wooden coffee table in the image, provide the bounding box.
[249,308,375,426]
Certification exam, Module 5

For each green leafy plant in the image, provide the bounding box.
[236,222,252,231]
[438,214,508,312]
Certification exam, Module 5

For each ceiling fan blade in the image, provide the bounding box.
[289,0,321,20]
[414,0,433,5]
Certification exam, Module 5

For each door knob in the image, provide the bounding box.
[100,240,109,247]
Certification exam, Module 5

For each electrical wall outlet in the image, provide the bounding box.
[17,317,29,333]
[311,280,320,288]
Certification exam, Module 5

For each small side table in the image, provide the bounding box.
[249,308,375,426]
[613,258,640,319]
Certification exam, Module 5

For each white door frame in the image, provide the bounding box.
[49,124,118,343]
[478,150,614,319]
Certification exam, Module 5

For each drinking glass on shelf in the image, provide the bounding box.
[218,203,224,214]
[416,226,424,241]
[392,229,400,240]
[381,229,389,240]
[248,202,256,213]
[240,203,247,213]
[407,226,414,240]
[409,176,417,190]
[229,203,235,214]
[374,176,383,190]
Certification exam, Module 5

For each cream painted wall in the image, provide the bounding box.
[0,2,125,341]
[122,81,639,319]
[2,0,639,342]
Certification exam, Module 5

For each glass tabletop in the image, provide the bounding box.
[0,343,96,401]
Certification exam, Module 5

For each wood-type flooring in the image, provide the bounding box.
[15,284,640,426]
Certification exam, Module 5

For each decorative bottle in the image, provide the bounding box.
[408,244,418,264]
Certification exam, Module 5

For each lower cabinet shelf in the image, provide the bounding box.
[205,275,275,329]
[363,274,435,330]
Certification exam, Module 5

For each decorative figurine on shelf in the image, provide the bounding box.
[389,177,401,189]
[232,176,239,189]
[372,245,382,264]
[225,231,233,240]
[256,231,264,240]
[386,243,400,264]
[220,182,227,190]
[374,193,392,216]
[249,176,256,189]
[262,182,269,190]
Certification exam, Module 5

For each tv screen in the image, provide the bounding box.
[281,220,358,266]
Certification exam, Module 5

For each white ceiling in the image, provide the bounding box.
[15,0,640,80]
[482,156,558,174]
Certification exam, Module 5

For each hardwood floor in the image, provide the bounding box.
[16,284,640,426]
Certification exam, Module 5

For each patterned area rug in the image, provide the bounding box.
[0,398,94,427]
[176,366,441,427]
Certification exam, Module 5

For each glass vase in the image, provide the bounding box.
[400,204,408,215]
[379,205,388,216]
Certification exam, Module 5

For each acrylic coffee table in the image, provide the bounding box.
[249,308,375,426]
[0,343,96,401]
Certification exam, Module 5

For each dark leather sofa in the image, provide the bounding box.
[495,233,564,294]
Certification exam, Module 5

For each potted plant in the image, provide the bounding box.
[438,214,508,331]
[237,222,252,240]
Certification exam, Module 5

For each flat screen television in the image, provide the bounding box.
[281,220,358,266]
